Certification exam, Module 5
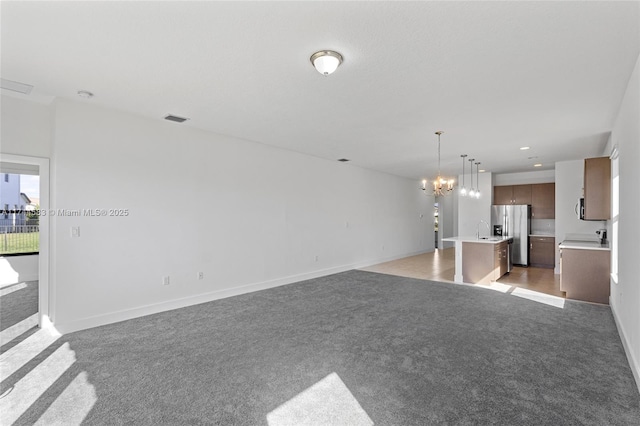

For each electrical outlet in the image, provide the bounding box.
[315,255,319,262]
[382,244,385,251]
[71,227,80,237]
[198,272,204,280]
[163,276,170,286]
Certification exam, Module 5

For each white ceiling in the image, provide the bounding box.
[1,1,638,179]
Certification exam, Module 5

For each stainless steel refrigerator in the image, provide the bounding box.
[491,205,531,266]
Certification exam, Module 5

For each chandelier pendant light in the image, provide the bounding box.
[459,154,468,196]
[422,131,455,197]
[475,162,481,199]
[468,158,476,197]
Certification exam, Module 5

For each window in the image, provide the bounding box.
[611,146,619,283]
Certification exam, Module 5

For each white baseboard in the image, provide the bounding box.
[54,249,431,334]
[610,299,640,394]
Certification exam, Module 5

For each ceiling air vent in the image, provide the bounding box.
[1,78,33,95]
[164,114,189,123]
[338,158,350,162]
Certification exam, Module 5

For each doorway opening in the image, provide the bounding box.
[0,154,50,345]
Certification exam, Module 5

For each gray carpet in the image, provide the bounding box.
[2,270,640,425]
[0,280,39,352]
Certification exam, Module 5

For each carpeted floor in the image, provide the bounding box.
[2,271,639,425]
[0,280,39,353]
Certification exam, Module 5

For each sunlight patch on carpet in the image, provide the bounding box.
[0,313,38,346]
[34,371,97,426]
[0,281,27,296]
[511,287,565,309]
[267,372,374,426]
[0,342,75,425]
[474,281,512,293]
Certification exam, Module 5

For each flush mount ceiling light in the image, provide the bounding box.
[77,90,94,99]
[534,163,543,167]
[310,50,343,76]
[520,146,530,150]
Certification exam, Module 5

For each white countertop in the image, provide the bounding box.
[558,240,610,251]
[442,236,512,244]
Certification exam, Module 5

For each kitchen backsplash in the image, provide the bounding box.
[531,219,555,235]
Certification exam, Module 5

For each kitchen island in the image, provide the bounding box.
[442,236,512,284]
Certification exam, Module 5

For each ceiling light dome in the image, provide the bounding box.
[310,50,343,75]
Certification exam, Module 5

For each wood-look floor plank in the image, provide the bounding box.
[360,248,564,298]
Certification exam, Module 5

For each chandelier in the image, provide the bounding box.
[422,131,455,197]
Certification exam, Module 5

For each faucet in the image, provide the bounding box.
[476,220,490,239]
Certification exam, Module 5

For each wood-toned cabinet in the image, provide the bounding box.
[529,236,555,268]
[494,183,555,219]
[560,248,610,304]
[584,157,611,220]
[493,186,514,205]
[493,185,532,205]
[531,183,555,219]
[462,241,508,284]
[495,241,509,278]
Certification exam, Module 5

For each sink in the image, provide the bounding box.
[479,237,502,241]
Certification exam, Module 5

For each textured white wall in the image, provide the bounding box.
[457,172,492,238]
[609,54,640,392]
[47,99,432,332]
[493,170,555,186]
[0,95,52,158]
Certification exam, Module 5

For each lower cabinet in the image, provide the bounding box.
[462,241,508,284]
[530,237,555,268]
[560,248,610,304]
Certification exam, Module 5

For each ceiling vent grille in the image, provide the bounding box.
[164,114,189,123]
[1,78,33,95]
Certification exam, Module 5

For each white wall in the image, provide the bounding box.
[437,194,456,249]
[46,99,432,332]
[458,172,492,237]
[493,170,555,186]
[0,95,52,158]
[609,54,640,392]
[554,160,607,272]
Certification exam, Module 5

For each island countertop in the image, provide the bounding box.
[558,240,610,251]
[442,236,513,245]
